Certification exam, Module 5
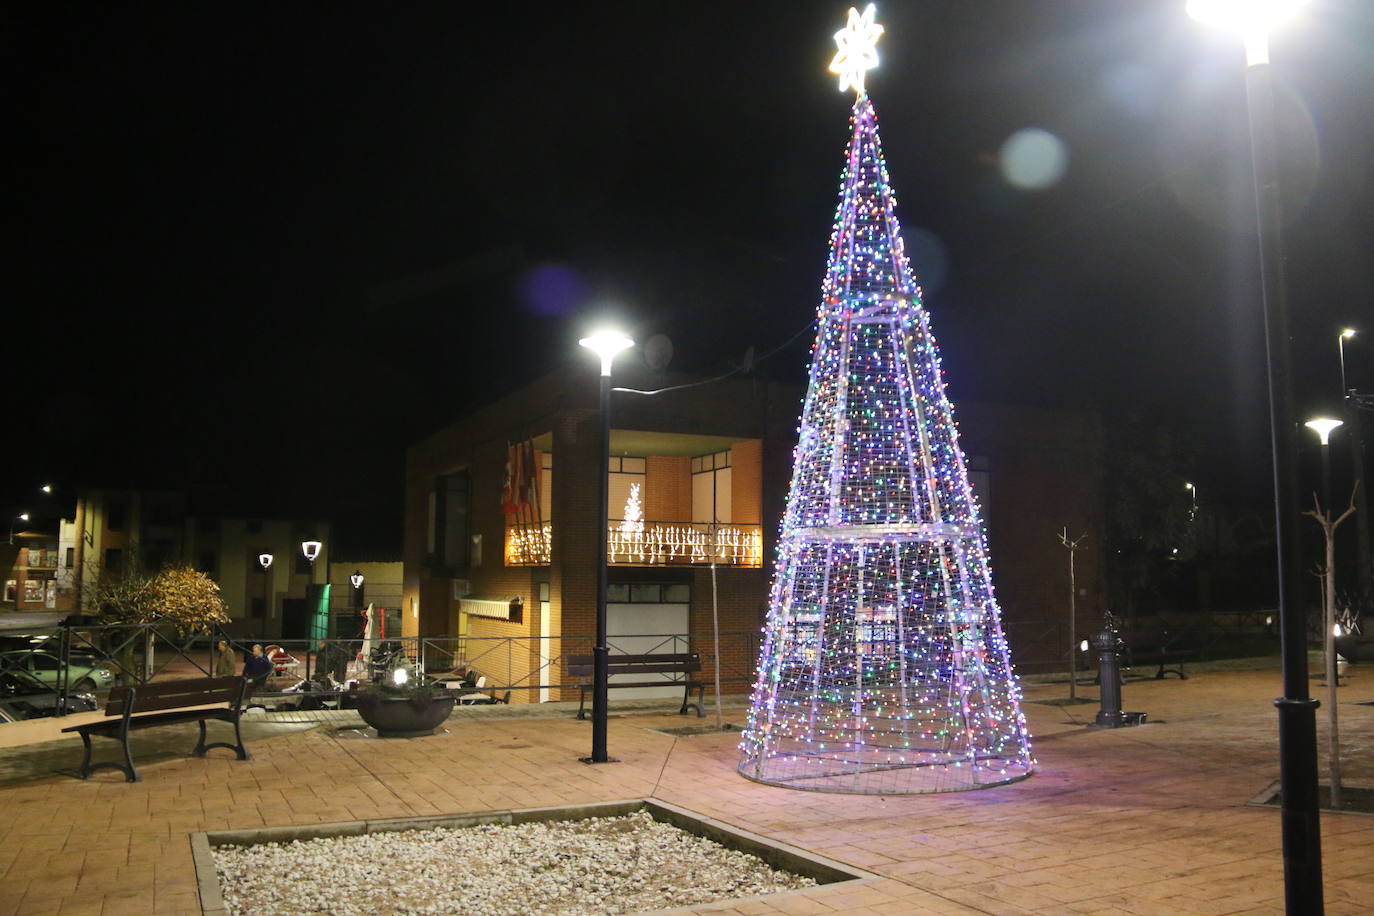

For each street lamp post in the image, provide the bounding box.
[1336,329,1372,604]
[578,329,634,764]
[258,553,273,637]
[8,513,29,546]
[1305,417,1344,811]
[1337,329,1355,398]
[1187,2,1324,909]
[1185,481,1197,518]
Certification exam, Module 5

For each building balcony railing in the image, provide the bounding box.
[505,520,764,569]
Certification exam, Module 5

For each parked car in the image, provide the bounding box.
[0,668,98,721]
[0,650,115,692]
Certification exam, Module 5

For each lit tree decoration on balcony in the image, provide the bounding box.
[620,483,644,535]
[739,5,1034,794]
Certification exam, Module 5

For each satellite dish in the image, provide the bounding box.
[644,334,674,371]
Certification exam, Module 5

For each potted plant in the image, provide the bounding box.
[353,672,455,738]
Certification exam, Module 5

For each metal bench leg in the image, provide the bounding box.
[119,736,139,782]
[194,720,208,757]
[78,732,93,779]
[232,715,250,759]
[577,687,588,720]
[680,684,705,718]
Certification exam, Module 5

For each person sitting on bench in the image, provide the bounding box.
[243,644,272,692]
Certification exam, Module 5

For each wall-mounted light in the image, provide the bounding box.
[301,540,322,563]
[258,553,274,570]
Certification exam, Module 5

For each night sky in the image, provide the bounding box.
[9,1,1372,555]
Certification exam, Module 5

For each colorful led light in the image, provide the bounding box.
[738,35,1034,793]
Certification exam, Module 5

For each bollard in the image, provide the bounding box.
[1092,611,1146,728]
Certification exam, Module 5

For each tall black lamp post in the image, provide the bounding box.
[257,553,273,636]
[1188,1,1322,909]
[578,328,634,764]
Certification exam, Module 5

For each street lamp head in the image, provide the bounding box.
[579,329,635,377]
[1304,417,1343,445]
[17,513,30,522]
[1186,0,1307,66]
[350,570,365,589]
[301,540,322,563]
[1340,328,1356,339]
[1185,482,1195,492]
[40,484,52,494]
[258,553,274,570]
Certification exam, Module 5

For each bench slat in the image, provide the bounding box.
[105,676,244,716]
[566,654,701,679]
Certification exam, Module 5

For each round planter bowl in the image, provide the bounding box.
[1335,634,1374,664]
[354,692,456,737]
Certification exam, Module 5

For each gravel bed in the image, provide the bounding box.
[213,809,816,916]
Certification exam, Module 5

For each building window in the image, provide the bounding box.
[106,501,126,532]
[104,548,123,571]
[144,543,169,571]
[430,472,470,571]
[606,582,691,604]
[691,449,732,524]
[64,547,74,569]
[145,500,177,527]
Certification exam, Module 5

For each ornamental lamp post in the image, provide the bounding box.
[1188,1,1322,909]
[8,512,30,545]
[257,553,273,634]
[578,328,634,764]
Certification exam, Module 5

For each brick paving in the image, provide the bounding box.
[0,667,1371,915]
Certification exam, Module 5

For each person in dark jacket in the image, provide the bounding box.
[312,639,347,685]
[243,644,272,691]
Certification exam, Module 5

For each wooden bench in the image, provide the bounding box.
[1120,626,1204,680]
[61,676,251,782]
[567,653,705,720]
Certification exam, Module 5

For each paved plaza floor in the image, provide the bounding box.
[0,664,1371,915]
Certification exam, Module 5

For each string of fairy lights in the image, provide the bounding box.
[738,6,1034,794]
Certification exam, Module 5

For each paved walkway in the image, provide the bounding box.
[1,666,1371,915]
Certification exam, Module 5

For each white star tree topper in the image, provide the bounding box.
[829,4,884,94]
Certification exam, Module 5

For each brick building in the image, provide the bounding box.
[402,364,1105,702]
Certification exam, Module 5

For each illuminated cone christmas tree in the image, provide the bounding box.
[738,6,1034,793]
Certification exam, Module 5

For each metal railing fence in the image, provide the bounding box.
[0,611,1282,718]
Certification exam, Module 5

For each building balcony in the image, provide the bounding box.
[505,520,763,569]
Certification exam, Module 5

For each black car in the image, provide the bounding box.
[0,668,98,722]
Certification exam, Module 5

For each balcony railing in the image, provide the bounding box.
[505,520,763,568]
